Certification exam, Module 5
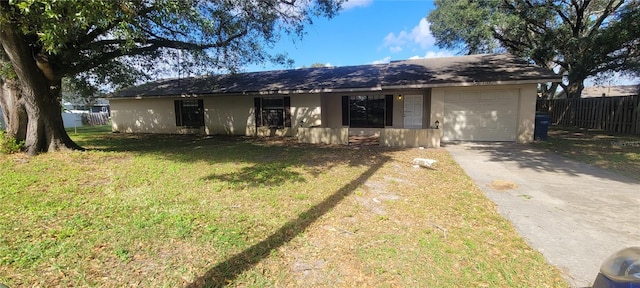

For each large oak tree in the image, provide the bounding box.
[0,0,342,155]
[428,0,640,98]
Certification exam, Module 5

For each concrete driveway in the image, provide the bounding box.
[445,142,640,288]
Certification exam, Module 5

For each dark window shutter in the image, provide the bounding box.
[284,96,291,127]
[385,95,393,126]
[197,99,205,125]
[341,96,349,126]
[174,100,183,126]
[254,97,262,127]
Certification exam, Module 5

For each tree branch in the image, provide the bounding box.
[571,0,587,35]
[75,2,157,47]
[140,14,192,40]
[587,0,624,38]
[552,2,574,31]
[68,28,249,75]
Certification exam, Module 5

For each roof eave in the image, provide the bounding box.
[265,86,383,94]
[381,78,562,90]
[109,78,562,100]
[108,93,204,100]
[109,86,385,99]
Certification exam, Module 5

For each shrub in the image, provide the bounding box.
[0,130,25,154]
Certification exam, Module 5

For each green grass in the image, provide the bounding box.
[0,125,567,287]
[533,126,640,180]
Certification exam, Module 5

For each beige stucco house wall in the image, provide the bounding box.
[111,93,323,137]
[112,84,536,145]
[111,98,180,134]
[516,85,538,143]
[204,95,254,135]
[323,87,541,143]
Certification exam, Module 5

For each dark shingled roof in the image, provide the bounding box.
[383,54,560,87]
[112,54,560,98]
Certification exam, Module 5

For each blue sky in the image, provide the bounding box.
[244,0,637,86]
[248,0,454,71]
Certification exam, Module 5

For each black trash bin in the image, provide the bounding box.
[534,112,551,141]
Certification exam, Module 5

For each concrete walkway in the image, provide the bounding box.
[445,142,640,288]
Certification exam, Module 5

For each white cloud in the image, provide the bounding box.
[325,62,333,67]
[371,56,391,64]
[411,18,435,49]
[389,46,403,53]
[342,0,373,10]
[383,18,436,52]
[409,51,455,59]
[383,32,407,48]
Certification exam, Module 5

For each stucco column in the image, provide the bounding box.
[430,88,445,140]
[516,85,537,143]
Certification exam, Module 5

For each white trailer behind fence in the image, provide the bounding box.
[62,112,83,128]
[1,108,109,131]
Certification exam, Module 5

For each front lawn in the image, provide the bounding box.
[0,126,566,287]
[533,126,640,181]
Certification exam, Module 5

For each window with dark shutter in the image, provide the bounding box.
[174,99,204,127]
[254,96,290,128]
[385,95,393,126]
[197,99,204,125]
[175,100,183,126]
[254,97,262,127]
[284,96,291,127]
[342,96,349,126]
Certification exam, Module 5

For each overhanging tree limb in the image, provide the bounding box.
[68,29,250,75]
[429,0,639,98]
[1,0,343,154]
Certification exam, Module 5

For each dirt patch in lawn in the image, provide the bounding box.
[487,180,518,191]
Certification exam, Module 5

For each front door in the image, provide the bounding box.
[403,94,423,128]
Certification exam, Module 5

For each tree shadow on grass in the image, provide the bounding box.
[75,133,382,178]
[202,162,306,188]
[73,133,237,154]
[185,154,390,288]
[67,130,403,286]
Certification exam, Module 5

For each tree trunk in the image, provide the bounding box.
[564,73,587,126]
[565,75,585,99]
[1,18,83,155]
[0,78,27,141]
[540,82,560,100]
[21,78,83,154]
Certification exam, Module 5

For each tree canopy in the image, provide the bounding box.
[0,0,343,154]
[428,0,640,98]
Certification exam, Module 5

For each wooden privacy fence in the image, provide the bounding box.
[82,112,110,126]
[537,95,640,134]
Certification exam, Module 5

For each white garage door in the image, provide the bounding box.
[443,89,518,141]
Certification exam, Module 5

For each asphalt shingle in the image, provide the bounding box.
[112,54,560,98]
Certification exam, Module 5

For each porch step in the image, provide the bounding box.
[348,135,380,146]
